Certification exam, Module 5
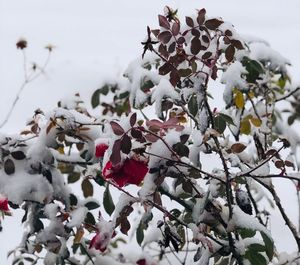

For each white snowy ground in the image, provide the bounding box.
[0,0,300,264]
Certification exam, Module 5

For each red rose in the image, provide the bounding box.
[136,259,146,265]
[102,158,148,187]
[136,259,157,265]
[89,231,107,252]
[95,143,109,158]
[0,197,9,212]
[89,228,116,252]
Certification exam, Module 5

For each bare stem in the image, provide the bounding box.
[0,50,51,129]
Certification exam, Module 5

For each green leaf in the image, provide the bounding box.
[248,244,266,252]
[103,185,115,216]
[188,95,198,117]
[178,68,192,77]
[91,85,110,108]
[245,250,267,265]
[81,179,93,198]
[85,201,100,210]
[69,194,78,206]
[242,57,264,83]
[240,228,256,239]
[33,218,44,233]
[219,113,235,126]
[214,115,226,133]
[136,222,144,246]
[4,158,15,175]
[11,151,26,160]
[240,119,251,135]
[91,89,101,108]
[85,212,96,225]
[68,172,81,183]
[261,232,274,260]
[24,257,34,262]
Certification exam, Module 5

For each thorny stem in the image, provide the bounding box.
[204,98,243,264]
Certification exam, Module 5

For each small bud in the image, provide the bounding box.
[45,44,55,52]
[16,38,27,49]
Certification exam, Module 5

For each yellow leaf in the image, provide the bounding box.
[235,90,245,109]
[240,119,251,135]
[34,244,43,253]
[178,116,187,123]
[250,117,262,127]
[248,91,255,99]
[57,146,65,154]
[74,228,84,244]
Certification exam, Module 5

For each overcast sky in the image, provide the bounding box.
[0,0,300,263]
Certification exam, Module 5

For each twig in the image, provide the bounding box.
[254,177,300,251]
[239,145,285,176]
[275,87,300,102]
[0,50,51,129]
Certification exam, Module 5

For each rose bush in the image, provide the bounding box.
[1,5,300,265]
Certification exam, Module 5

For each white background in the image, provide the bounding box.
[0,0,300,263]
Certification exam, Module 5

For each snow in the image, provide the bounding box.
[0,170,54,205]
[1,0,300,263]
[228,205,271,239]
[151,79,180,116]
[67,206,88,228]
[249,42,290,72]
[221,61,248,106]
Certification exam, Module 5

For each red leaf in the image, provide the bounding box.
[158,43,169,59]
[159,62,173,75]
[168,42,176,54]
[158,15,170,29]
[197,8,206,25]
[170,70,180,87]
[185,16,194,27]
[110,139,121,165]
[191,28,200,38]
[130,113,137,127]
[225,45,235,62]
[202,51,212,60]
[202,35,210,43]
[121,134,132,154]
[204,19,223,30]
[110,121,125,135]
[171,22,180,36]
[151,29,160,37]
[191,37,201,55]
[231,39,244,50]
[211,65,218,80]
[225,30,233,36]
[158,31,172,44]
[177,37,185,45]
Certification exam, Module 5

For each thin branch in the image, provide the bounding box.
[0,50,51,129]
[254,177,300,251]
[239,145,285,176]
[275,87,300,102]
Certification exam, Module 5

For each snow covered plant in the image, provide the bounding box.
[1,6,300,265]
